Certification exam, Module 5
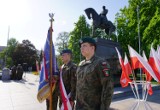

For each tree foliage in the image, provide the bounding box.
[55,32,69,53]
[12,40,38,68]
[7,38,19,58]
[0,38,18,67]
[115,0,160,56]
[68,15,90,63]
[92,25,117,40]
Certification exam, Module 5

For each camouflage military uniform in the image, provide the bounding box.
[59,61,77,107]
[76,55,113,110]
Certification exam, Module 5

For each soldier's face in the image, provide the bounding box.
[61,53,71,64]
[80,43,94,57]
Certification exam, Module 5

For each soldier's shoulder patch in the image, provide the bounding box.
[101,60,110,68]
[103,68,109,76]
[101,61,107,66]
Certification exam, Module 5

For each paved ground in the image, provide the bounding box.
[110,90,160,110]
[0,73,46,110]
[0,72,160,110]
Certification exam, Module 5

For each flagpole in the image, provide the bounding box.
[49,13,54,110]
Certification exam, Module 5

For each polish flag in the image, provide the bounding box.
[156,45,160,58]
[128,45,159,82]
[142,51,152,81]
[149,46,160,82]
[142,51,153,95]
[147,82,153,95]
[124,53,132,75]
[115,47,131,87]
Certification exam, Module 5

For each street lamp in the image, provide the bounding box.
[137,5,142,82]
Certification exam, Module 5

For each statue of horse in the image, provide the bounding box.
[85,8,116,36]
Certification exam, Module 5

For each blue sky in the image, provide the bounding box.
[0,0,128,50]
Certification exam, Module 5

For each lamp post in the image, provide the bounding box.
[137,5,141,55]
[137,5,141,78]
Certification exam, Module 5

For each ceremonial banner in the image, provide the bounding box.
[37,28,58,103]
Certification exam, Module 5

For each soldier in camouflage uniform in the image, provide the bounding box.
[76,37,113,110]
[59,49,77,109]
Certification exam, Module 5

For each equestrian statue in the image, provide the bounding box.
[85,6,116,36]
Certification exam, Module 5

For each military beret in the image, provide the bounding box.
[79,37,96,47]
[60,49,72,55]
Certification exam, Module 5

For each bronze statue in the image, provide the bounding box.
[85,6,116,36]
[100,6,108,23]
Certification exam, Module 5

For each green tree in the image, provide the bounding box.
[68,15,90,63]
[0,48,6,67]
[55,32,69,53]
[115,0,160,56]
[12,40,38,68]
[0,38,18,67]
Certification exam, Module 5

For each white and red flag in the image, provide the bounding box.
[128,45,159,82]
[124,53,132,75]
[142,51,153,95]
[115,47,131,87]
[156,45,160,58]
[142,51,152,81]
[147,82,153,95]
[149,46,160,82]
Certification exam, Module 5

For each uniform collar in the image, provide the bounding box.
[64,61,71,66]
[62,61,72,69]
[79,54,96,66]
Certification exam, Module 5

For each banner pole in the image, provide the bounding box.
[49,13,54,110]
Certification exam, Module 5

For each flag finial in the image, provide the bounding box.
[49,13,54,22]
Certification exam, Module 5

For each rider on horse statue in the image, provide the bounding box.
[84,6,115,36]
[100,6,108,26]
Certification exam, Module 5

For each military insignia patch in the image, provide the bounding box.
[103,68,109,76]
[102,61,107,66]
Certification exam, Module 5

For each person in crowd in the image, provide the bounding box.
[10,65,17,80]
[16,64,23,80]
